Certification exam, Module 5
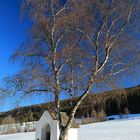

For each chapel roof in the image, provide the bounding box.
[48,110,79,128]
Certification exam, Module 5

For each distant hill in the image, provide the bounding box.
[0,85,140,124]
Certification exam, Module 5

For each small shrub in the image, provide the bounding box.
[97,110,106,122]
[81,117,94,124]
[2,115,16,125]
[124,107,130,114]
[2,116,16,134]
[91,110,98,122]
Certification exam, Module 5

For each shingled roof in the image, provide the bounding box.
[48,111,79,128]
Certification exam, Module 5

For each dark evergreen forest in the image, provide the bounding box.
[0,85,140,124]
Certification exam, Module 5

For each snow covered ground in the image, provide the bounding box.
[107,113,140,120]
[78,119,140,140]
[0,115,140,140]
[0,132,35,140]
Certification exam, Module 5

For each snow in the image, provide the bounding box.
[107,113,140,121]
[0,122,35,134]
[0,132,35,140]
[0,115,140,140]
[78,119,140,140]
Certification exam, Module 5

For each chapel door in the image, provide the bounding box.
[46,124,51,140]
[46,132,50,140]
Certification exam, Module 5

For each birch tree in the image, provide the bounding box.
[4,0,140,139]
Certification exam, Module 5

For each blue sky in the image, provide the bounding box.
[0,0,140,112]
[0,0,24,79]
[0,0,27,111]
[0,0,46,111]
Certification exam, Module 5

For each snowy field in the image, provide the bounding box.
[0,132,35,140]
[78,119,140,140]
[0,117,140,140]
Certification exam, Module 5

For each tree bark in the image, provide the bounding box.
[59,128,68,140]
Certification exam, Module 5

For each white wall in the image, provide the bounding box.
[68,128,78,140]
[35,111,78,140]
[35,111,59,140]
[0,122,35,134]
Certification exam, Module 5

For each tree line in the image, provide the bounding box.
[1,85,140,124]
